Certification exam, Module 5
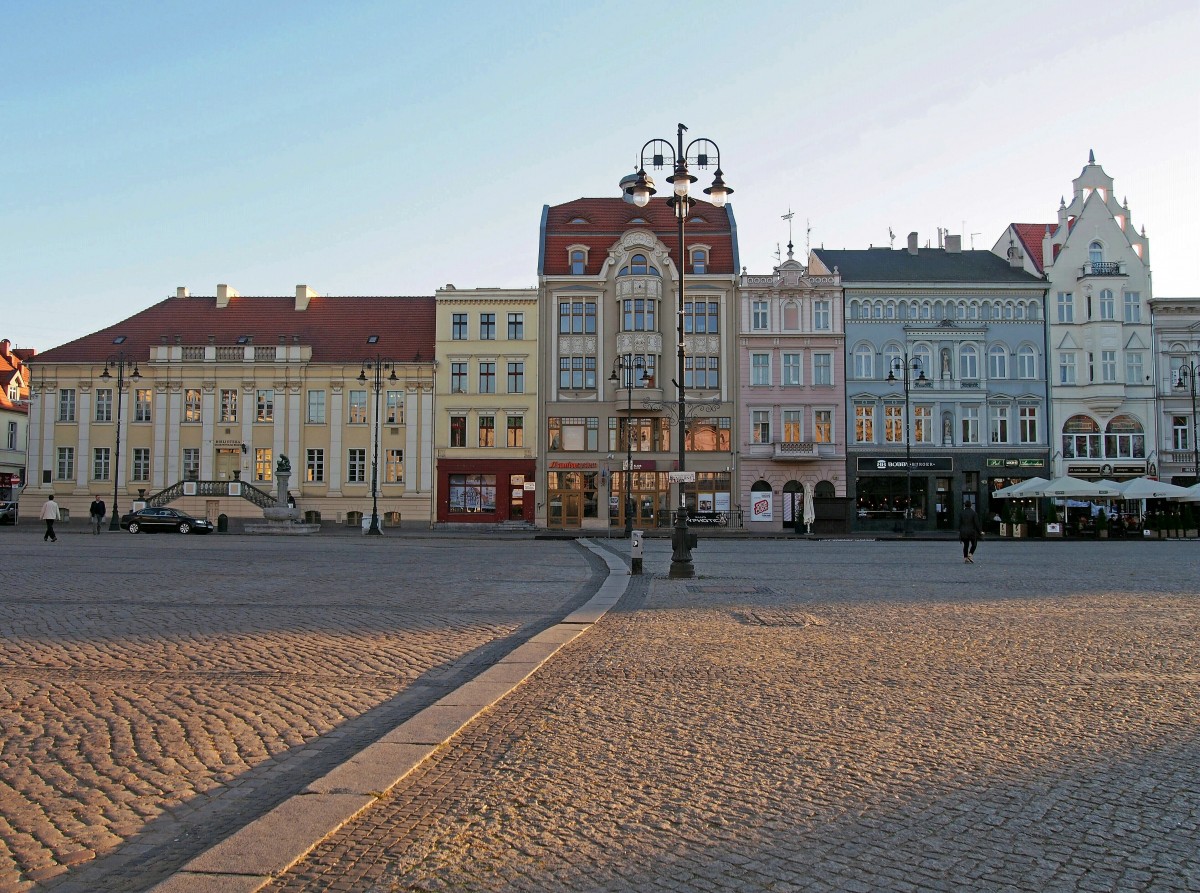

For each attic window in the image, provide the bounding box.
[367,335,379,344]
[628,217,647,224]
[236,335,250,344]
[569,217,589,224]
[112,336,127,344]
[690,215,706,224]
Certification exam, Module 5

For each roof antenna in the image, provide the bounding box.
[781,208,795,259]
[888,227,895,249]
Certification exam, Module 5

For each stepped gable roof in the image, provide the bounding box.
[32,294,437,364]
[1010,223,1052,273]
[542,197,737,276]
[812,247,1045,286]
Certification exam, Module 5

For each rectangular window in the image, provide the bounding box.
[507,312,524,340]
[559,356,596,390]
[1019,406,1039,444]
[58,389,76,422]
[306,390,325,423]
[94,388,113,422]
[547,417,599,451]
[451,362,468,393]
[385,448,404,483]
[255,447,272,481]
[990,405,1010,444]
[507,361,525,393]
[883,404,903,443]
[93,447,110,481]
[450,415,467,447]
[813,353,833,386]
[256,389,274,422]
[185,388,202,423]
[914,405,933,443]
[1173,416,1190,451]
[348,390,368,424]
[782,353,802,386]
[1017,349,1037,380]
[751,409,771,444]
[6,421,16,450]
[782,410,803,442]
[1124,291,1142,323]
[752,300,769,331]
[1058,353,1076,385]
[220,389,238,422]
[684,356,719,389]
[559,300,596,334]
[684,417,731,451]
[610,417,671,453]
[479,312,496,340]
[448,473,498,513]
[855,405,874,443]
[132,447,150,481]
[1099,290,1115,320]
[1101,350,1117,383]
[452,313,468,340]
[347,448,366,483]
[1056,292,1074,323]
[507,416,524,447]
[684,301,719,334]
[134,389,152,423]
[386,391,404,424]
[1125,352,1144,385]
[182,448,199,480]
[751,353,770,386]
[814,410,832,443]
[478,414,495,447]
[622,298,656,332]
[813,300,831,331]
[479,362,496,394]
[57,446,75,479]
[306,448,325,482]
[961,406,980,444]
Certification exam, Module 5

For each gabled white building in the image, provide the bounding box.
[995,152,1154,481]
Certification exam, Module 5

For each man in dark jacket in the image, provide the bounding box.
[89,496,106,535]
[958,504,982,563]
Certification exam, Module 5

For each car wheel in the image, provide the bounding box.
[178,522,191,534]
[128,521,140,534]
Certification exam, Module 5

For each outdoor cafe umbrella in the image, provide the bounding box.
[802,485,816,533]
[1173,482,1200,502]
[992,476,1049,498]
[1117,477,1191,500]
[1021,475,1123,499]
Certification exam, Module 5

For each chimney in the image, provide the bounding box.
[907,232,919,255]
[176,286,189,299]
[945,234,962,253]
[0,339,9,358]
[216,284,239,308]
[296,284,319,311]
[1007,239,1025,269]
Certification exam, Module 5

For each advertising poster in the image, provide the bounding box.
[751,491,773,522]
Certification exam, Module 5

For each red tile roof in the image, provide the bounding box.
[1010,223,1053,273]
[32,295,436,364]
[0,341,31,413]
[542,197,737,276]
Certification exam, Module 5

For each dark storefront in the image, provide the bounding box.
[436,458,535,524]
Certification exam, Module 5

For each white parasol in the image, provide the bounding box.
[1117,477,1191,500]
[802,486,816,534]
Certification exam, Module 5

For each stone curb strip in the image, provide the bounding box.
[146,539,630,893]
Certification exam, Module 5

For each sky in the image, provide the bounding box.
[4,0,1198,352]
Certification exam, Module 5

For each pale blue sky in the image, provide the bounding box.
[4,0,1197,350]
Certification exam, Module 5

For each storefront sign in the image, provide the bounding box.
[751,492,774,522]
[857,456,953,472]
[668,471,696,483]
[986,458,1046,468]
[548,461,598,470]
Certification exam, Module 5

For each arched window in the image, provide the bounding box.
[618,253,660,276]
[914,343,933,377]
[848,300,861,319]
[853,343,875,379]
[988,345,1008,380]
[1099,288,1115,320]
[1017,345,1037,379]
[1105,415,1145,459]
[959,344,979,379]
[751,480,773,520]
[1062,415,1101,459]
[783,480,802,524]
[691,247,708,274]
[1089,241,1103,266]
[815,480,835,498]
[883,343,902,377]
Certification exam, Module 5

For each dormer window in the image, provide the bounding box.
[618,253,660,276]
[567,244,589,275]
[690,246,709,274]
[569,217,589,224]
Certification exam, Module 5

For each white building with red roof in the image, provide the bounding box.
[1,339,34,503]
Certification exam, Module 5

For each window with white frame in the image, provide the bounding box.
[1099,289,1115,320]
[988,345,1008,380]
[57,446,74,479]
[914,405,933,443]
[347,448,366,483]
[782,410,803,442]
[959,344,979,380]
[751,353,771,386]
[813,300,831,330]
[853,344,874,379]
[1062,415,1101,458]
[1124,291,1141,323]
[185,388,202,422]
[255,448,272,481]
[1089,241,1103,266]
[1017,346,1037,379]
[256,389,274,422]
[385,449,404,483]
[306,390,325,423]
[691,247,708,274]
[220,389,237,422]
[547,417,598,451]
[751,409,771,444]
[1019,406,1039,444]
[883,404,903,443]
[134,389,151,422]
[386,391,403,423]
[348,390,368,423]
[782,353,802,386]
[1105,415,1145,458]
[961,406,980,443]
[183,448,199,480]
[58,389,76,422]
[570,248,586,275]
[1100,350,1117,382]
[93,447,110,481]
[1059,353,1076,385]
[854,404,875,443]
[989,405,1009,443]
[752,301,769,330]
[132,447,150,481]
[813,353,832,386]
[306,448,325,482]
[1057,292,1074,323]
[814,410,832,443]
[95,388,113,422]
[1125,352,1144,385]
[1173,416,1190,451]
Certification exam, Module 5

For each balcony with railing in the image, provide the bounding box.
[771,440,838,461]
[1078,261,1126,278]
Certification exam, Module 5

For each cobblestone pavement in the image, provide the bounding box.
[0,528,602,892]
[261,538,1200,893]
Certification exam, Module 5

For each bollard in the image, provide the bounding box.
[630,529,644,575]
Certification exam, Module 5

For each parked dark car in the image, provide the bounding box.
[0,502,17,525]
[120,506,214,534]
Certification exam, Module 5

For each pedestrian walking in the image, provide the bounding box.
[89,496,106,535]
[40,494,61,542]
[959,502,982,563]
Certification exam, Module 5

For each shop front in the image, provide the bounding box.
[984,456,1051,531]
[546,460,600,530]
[437,458,535,524]
[851,454,950,533]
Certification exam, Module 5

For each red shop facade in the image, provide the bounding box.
[436,458,536,524]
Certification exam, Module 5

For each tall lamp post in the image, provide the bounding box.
[625,123,732,579]
[887,354,926,538]
[609,355,646,537]
[1176,359,1200,485]
[99,353,141,530]
[357,356,398,535]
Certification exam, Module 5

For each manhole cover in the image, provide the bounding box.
[731,610,826,628]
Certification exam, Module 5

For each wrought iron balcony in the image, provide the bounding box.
[1078,261,1125,278]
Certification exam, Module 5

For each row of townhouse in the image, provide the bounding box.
[17,154,1198,533]
[1,339,34,501]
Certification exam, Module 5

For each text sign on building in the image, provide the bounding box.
[668,471,696,483]
[857,456,953,472]
[986,458,1047,468]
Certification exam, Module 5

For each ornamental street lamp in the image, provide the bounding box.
[99,353,141,530]
[609,355,646,538]
[1176,359,1200,485]
[357,356,398,535]
[887,354,927,538]
[624,123,732,579]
